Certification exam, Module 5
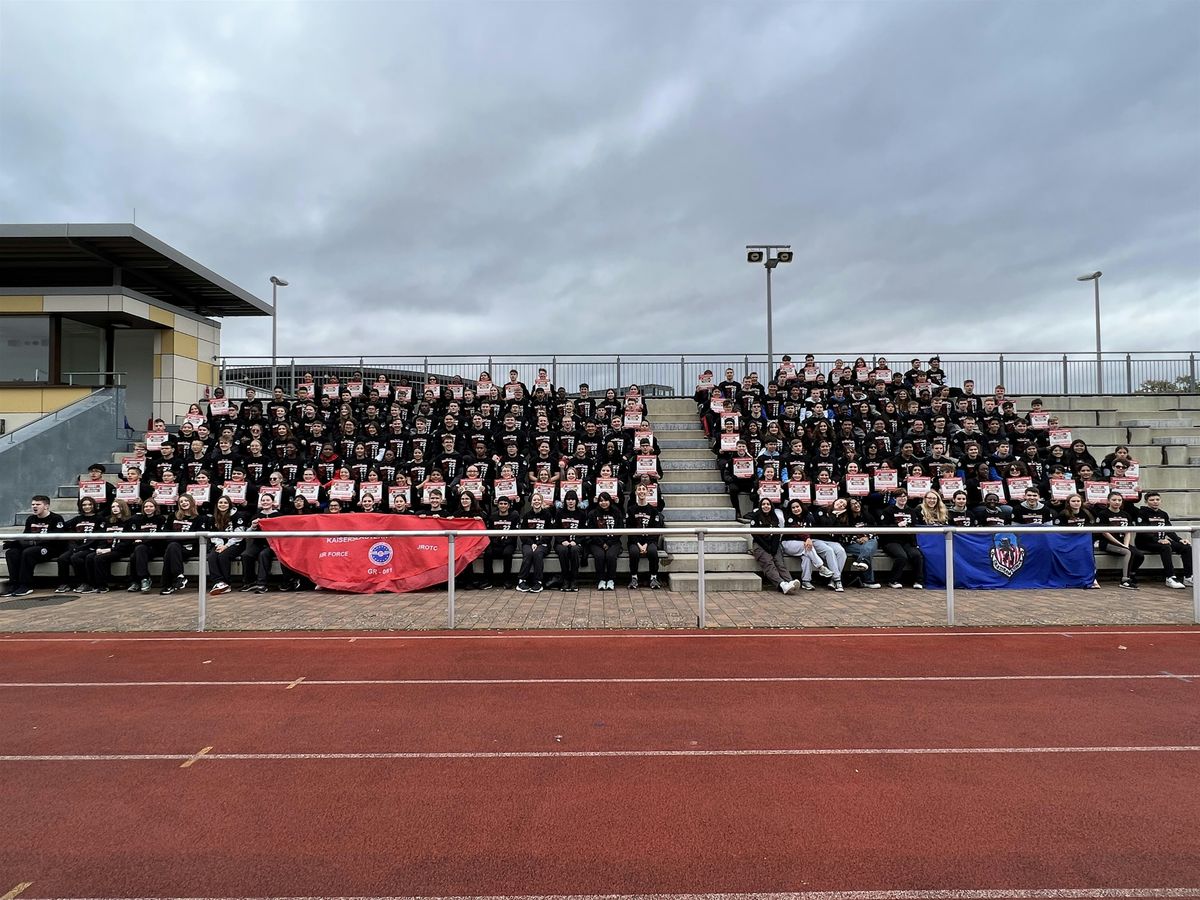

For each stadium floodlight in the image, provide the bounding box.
[745,244,792,373]
[1075,271,1103,393]
[270,276,289,393]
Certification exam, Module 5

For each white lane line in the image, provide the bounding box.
[1,745,1198,763]
[37,888,1200,899]
[0,674,1195,688]
[1,629,1197,643]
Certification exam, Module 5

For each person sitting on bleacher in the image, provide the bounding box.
[126,499,168,594]
[1135,492,1192,589]
[160,492,207,595]
[53,496,104,595]
[1095,490,1144,590]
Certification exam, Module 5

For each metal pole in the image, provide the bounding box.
[696,530,706,629]
[1094,277,1103,393]
[271,281,278,393]
[998,354,1005,389]
[616,355,621,392]
[1062,354,1068,394]
[290,358,296,396]
[1125,353,1133,395]
[944,530,955,626]
[447,532,456,629]
[680,356,686,397]
[551,355,557,388]
[197,536,208,632]
[765,263,774,375]
[1192,530,1199,625]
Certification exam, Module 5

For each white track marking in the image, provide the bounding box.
[0,674,1195,688]
[2,745,1198,763]
[36,889,1200,899]
[1,629,1197,644]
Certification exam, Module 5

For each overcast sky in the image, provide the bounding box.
[1,0,1198,360]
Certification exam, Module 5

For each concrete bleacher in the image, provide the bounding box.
[3,393,1199,592]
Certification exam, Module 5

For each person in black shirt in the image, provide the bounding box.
[160,493,208,595]
[85,500,134,593]
[53,496,104,594]
[1135,492,1192,589]
[972,493,1013,527]
[554,492,587,592]
[1013,487,1052,525]
[4,494,69,596]
[587,492,625,591]
[877,499,925,589]
[127,499,168,593]
[517,493,553,593]
[947,491,975,528]
[1095,491,1143,589]
[626,484,664,590]
[484,496,520,589]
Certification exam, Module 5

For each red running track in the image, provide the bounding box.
[0,627,1198,899]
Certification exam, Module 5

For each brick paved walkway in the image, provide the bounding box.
[0,580,1194,632]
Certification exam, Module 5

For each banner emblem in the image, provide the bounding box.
[990,533,1026,578]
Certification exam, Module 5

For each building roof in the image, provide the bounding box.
[0,223,270,317]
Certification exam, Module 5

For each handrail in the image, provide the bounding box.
[8,524,1198,630]
[62,371,127,387]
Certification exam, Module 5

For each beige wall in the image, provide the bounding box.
[1,292,222,426]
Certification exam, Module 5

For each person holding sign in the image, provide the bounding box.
[79,463,115,509]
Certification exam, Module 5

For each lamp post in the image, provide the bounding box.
[1076,271,1102,393]
[269,275,288,393]
[746,244,792,374]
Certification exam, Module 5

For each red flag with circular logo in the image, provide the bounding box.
[258,514,488,593]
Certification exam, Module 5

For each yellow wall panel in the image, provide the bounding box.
[147,306,175,327]
[0,297,45,313]
[153,355,162,378]
[172,332,199,360]
[0,386,90,414]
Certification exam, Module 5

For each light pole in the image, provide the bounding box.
[1076,271,1102,393]
[269,275,288,393]
[746,244,792,374]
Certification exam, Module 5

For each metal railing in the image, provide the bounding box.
[62,371,127,387]
[7,525,1198,631]
[219,352,1199,399]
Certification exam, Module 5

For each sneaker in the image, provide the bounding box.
[798,580,813,591]
[253,584,269,594]
[1166,576,1186,590]
[139,578,152,593]
[160,586,177,596]
[648,576,660,590]
[628,575,639,590]
[77,585,97,594]
[516,580,529,592]
[832,581,844,593]
[779,580,793,594]
[849,560,870,572]
[530,582,543,594]
[126,582,140,593]
[607,580,616,591]
[1185,576,1194,587]
[889,582,904,589]
[239,583,257,593]
[913,583,925,590]
[816,565,834,579]
[862,581,881,590]
[209,582,231,596]
[54,584,72,594]
[12,587,33,598]
[1119,578,1137,590]
[96,585,110,594]
[174,574,188,590]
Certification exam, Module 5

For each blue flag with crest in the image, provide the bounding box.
[918,532,1095,589]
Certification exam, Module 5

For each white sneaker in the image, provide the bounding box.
[913,583,925,590]
[816,565,834,579]
[832,581,844,593]
[780,580,793,594]
[1185,576,1194,587]
[1165,576,1186,590]
[799,581,814,591]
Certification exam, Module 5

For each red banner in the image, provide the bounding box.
[258,514,488,594]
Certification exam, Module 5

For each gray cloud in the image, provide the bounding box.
[1,0,1197,362]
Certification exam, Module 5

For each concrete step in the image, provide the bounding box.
[662,459,720,471]
[1137,466,1200,490]
[649,414,703,424]
[1120,418,1195,429]
[668,572,763,592]
[660,481,726,495]
[657,448,714,460]
[664,537,750,554]
[669,493,735,508]
[649,399,705,414]
[658,439,710,450]
[652,422,706,432]
[1151,435,1200,445]
[1060,426,1129,445]
[669,552,761,573]
[663,468,722,483]
[663,507,736,522]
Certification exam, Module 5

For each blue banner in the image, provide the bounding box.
[918,532,1096,590]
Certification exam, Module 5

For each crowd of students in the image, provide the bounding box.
[696,354,1194,593]
[2,369,670,597]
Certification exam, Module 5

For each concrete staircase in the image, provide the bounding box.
[649,398,762,592]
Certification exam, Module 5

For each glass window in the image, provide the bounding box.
[60,319,107,385]
[0,316,51,382]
